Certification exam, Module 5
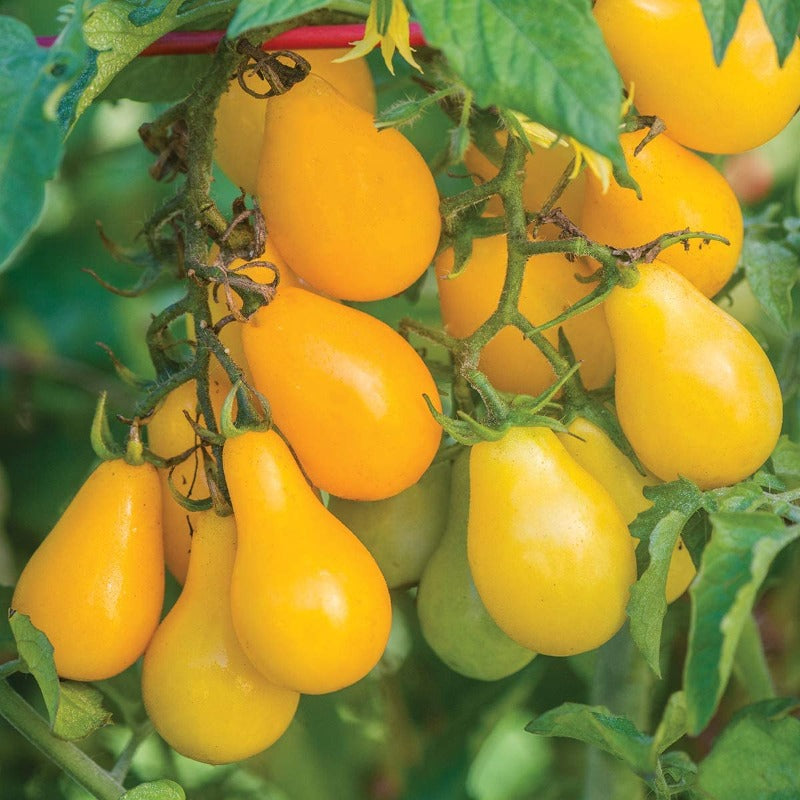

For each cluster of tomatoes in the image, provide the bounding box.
[9,0,800,768]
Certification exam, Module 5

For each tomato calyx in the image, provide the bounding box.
[219,379,271,440]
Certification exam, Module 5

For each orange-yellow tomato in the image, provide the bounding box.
[147,375,229,584]
[257,75,441,301]
[464,134,585,231]
[214,48,376,194]
[142,511,299,764]
[558,416,696,602]
[12,460,164,680]
[468,427,637,656]
[224,429,392,694]
[206,240,300,378]
[435,233,614,396]
[242,287,442,501]
[594,0,800,154]
[605,261,782,489]
[582,131,743,298]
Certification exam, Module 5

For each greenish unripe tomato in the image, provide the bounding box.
[327,461,451,589]
[416,453,536,680]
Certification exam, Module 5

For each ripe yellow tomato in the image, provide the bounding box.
[257,75,441,301]
[12,460,164,680]
[242,287,442,501]
[417,453,536,680]
[206,240,300,379]
[214,48,376,195]
[224,429,392,694]
[467,427,637,656]
[605,261,783,489]
[464,134,585,233]
[582,131,743,298]
[594,0,800,153]
[435,233,614,396]
[142,511,299,764]
[147,374,229,584]
[558,416,696,602]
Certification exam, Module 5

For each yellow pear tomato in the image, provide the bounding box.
[467,426,637,656]
[12,460,164,680]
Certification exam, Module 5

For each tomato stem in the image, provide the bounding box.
[0,680,126,800]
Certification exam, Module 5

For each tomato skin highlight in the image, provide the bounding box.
[142,511,299,764]
[467,427,637,657]
[257,75,441,302]
[242,287,442,501]
[594,0,800,154]
[605,261,783,490]
[223,429,392,695]
[582,131,743,299]
[435,234,614,396]
[11,460,164,681]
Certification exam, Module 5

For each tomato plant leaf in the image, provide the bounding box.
[698,0,747,65]
[100,54,214,103]
[757,0,800,65]
[769,435,800,489]
[52,681,112,741]
[8,611,60,724]
[707,480,767,513]
[684,512,800,734]
[525,702,654,776]
[0,17,83,270]
[696,698,800,796]
[227,0,334,37]
[121,780,186,800]
[650,692,688,757]
[411,0,626,169]
[742,236,798,333]
[628,510,692,676]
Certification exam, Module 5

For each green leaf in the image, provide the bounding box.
[770,435,800,489]
[631,480,706,572]
[526,702,654,776]
[8,611,60,723]
[698,0,747,65]
[0,18,82,269]
[708,480,767,513]
[651,692,688,757]
[684,512,800,734]
[227,0,335,38]
[628,510,691,676]
[658,751,697,792]
[52,681,112,741]
[697,698,800,797]
[757,0,800,65]
[412,0,626,167]
[100,54,214,103]
[122,780,186,800]
[76,0,185,117]
[742,237,798,333]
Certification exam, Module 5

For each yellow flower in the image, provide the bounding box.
[335,0,421,75]
[509,110,613,194]
[567,138,613,193]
